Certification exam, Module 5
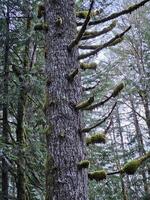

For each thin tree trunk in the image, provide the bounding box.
[111,117,128,200]
[129,95,149,195]
[140,93,150,137]
[16,15,31,200]
[2,2,10,199]
[44,1,88,199]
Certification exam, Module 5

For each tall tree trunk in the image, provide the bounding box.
[2,2,10,199]
[140,93,150,137]
[129,95,149,195]
[111,116,128,200]
[44,1,88,199]
[16,15,31,200]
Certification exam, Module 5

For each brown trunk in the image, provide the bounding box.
[44,0,88,199]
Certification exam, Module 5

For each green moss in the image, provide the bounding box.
[88,170,107,181]
[112,82,124,97]
[76,10,100,19]
[109,37,124,47]
[122,159,141,175]
[78,160,90,169]
[37,4,45,18]
[76,96,94,109]
[122,153,150,175]
[86,133,106,145]
[110,20,117,29]
[34,23,48,32]
[80,62,97,70]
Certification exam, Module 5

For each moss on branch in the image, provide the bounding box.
[86,133,106,145]
[76,96,94,109]
[80,62,97,70]
[88,170,107,181]
[112,82,124,97]
[76,9,101,19]
[78,160,90,169]
[121,152,150,175]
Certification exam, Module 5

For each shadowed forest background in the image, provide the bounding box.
[0,0,150,199]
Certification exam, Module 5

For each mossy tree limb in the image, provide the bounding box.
[86,133,106,145]
[77,0,150,26]
[78,160,90,169]
[81,20,116,41]
[88,170,107,181]
[85,83,124,111]
[68,0,94,51]
[81,102,117,133]
[121,152,150,175]
[78,26,131,60]
[76,96,94,110]
[80,62,97,70]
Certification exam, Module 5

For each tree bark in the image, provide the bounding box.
[2,2,10,199]
[44,0,88,199]
[129,95,149,195]
[16,15,31,200]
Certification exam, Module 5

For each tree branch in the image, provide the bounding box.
[81,20,116,41]
[81,102,117,133]
[78,26,131,59]
[68,0,95,51]
[77,0,150,26]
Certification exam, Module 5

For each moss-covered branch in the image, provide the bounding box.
[78,160,90,169]
[88,170,107,181]
[85,83,124,110]
[78,26,130,60]
[81,102,117,132]
[86,133,106,145]
[77,0,150,26]
[76,96,94,110]
[76,9,101,19]
[81,20,116,41]
[121,152,150,175]
[112,82,125,97]
[68,0,94,51]
[80,62,97,70]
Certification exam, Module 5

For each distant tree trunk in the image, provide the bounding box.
[16,15,31,200]
[44,0,88,199]
[111,116,128,200]
[2,2,10,199]
[140,93,150,137]
[129,95,149,195]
